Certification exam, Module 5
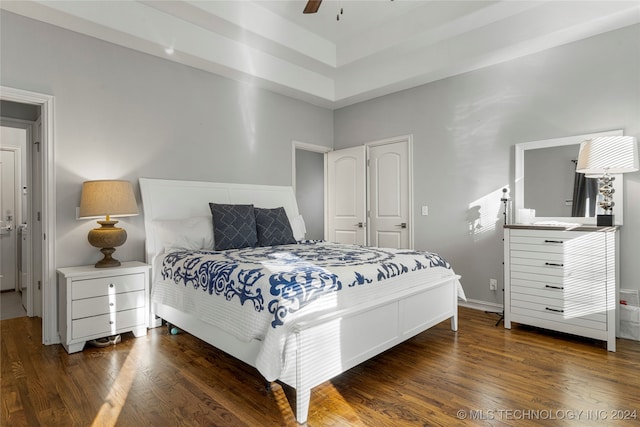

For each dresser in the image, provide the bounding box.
[57,261,151,353]
[504,226,618,351]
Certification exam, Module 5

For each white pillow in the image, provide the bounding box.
[289,215,306,241]
[152,216,214,253]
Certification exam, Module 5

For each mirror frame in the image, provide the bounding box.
[515,129,624,225]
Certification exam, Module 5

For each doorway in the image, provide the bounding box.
[0,86,56,345]
[292,141,330,241]
[1,118,33,320]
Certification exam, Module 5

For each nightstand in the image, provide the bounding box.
[57,261,151,353]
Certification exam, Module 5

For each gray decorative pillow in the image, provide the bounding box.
[209,203,258,250]
[254,207,297,247]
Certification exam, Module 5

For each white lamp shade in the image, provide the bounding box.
[576,136,639,175]
[79,180,139,218]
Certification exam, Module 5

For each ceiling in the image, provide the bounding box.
[2,1,639,109]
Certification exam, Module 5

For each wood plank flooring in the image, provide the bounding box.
[2,307,639,426]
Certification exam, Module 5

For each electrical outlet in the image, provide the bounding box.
[489,279,498,291]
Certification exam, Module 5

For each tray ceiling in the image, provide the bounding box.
[2,1,639,109]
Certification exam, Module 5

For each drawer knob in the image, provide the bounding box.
[109,320,114,325]
[545,284,564,290]
[109,283,114,288]
[545,307,564,313]
[109,302,115,307]
[544,262,564,267]
[544,239,564,244]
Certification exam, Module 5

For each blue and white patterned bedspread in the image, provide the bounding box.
[151,241,464,380]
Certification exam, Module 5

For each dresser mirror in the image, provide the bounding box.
[515,129,624,225]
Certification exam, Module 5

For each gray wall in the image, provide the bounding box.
[334,24,640,306]
[0,11,333,268]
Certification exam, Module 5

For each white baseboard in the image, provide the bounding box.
[460,298,503,313]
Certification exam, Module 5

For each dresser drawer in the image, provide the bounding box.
[510,298,607,331]
[509,255,606,281]
[511,277,605,303]
[71,273,145,300]
[509,229,604,245]
[72,307,146,340]
[510,249,605,268]
[71,290,146,319]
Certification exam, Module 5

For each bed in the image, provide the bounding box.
[139,177,464,423]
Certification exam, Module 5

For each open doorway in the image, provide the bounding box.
[1,122,29,320]
[292,142,330,241]
[0,86,56,345]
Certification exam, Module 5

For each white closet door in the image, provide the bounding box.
[369,140,410,249]
[327,146,366,245]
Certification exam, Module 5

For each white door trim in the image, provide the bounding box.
[0,86,57,345]
[364,134,414,249]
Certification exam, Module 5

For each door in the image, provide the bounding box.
[327,146,366,245]
[0,148,19,291]
[368,140,411,249]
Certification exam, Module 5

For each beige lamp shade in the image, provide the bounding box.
[79,180,139,219]
[79,180,138,268]
[576,136,639,175]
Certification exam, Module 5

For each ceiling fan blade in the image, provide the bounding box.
[303,0,322,14]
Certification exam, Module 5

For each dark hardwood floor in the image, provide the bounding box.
[2,307,639,426]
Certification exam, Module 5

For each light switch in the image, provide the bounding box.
[421,206,429,216]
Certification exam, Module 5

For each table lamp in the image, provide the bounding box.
[79,180,139,268]
[576,136,639,226]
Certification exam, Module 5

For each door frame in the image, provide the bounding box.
[364,134,414,249]
[0,86,57,345]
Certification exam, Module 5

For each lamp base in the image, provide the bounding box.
[596,214,614,227]
[88,220,127,268]
[95,247,121,268]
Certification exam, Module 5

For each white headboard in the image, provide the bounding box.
[139,178,300,264]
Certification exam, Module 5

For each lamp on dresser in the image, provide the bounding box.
[78,180,139,268]
[576,135,639,226]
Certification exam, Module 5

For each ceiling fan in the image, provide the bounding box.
[303,0,343,20]
[303,0,322,14]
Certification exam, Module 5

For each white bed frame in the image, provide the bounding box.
[139,177,460,424]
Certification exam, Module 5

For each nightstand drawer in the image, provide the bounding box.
[71,273,145,300]
[72,307,146,339]
[71,290,146,319]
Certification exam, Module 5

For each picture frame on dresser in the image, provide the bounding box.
[57,261,151,353]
